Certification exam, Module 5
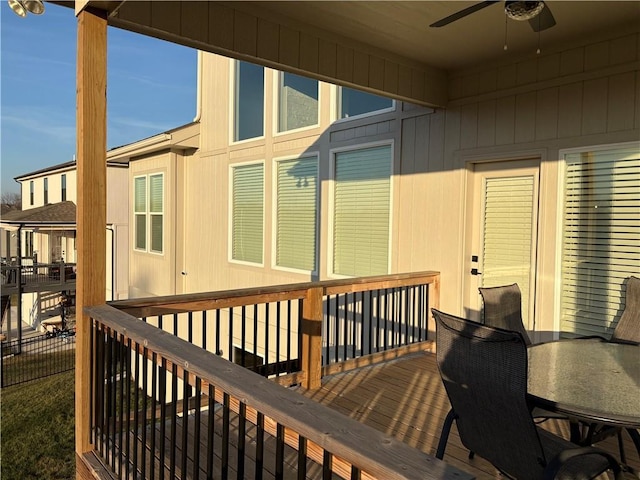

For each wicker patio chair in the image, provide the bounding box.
[432,309,622,480]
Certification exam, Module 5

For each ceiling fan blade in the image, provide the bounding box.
[529,3,556,32]
[430,1,500,28]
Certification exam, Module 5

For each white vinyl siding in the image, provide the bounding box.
[275,156,318,271]
[134,173,164,254]
[481,175,535,327]
[333,145,391,277]
[560,145,640,337]
[232,163,264,264]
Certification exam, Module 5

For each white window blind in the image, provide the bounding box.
[232,163,264,264]
[149,174,164,253]
[276,157,318,271]
[561,146,640,336]
[134,176,147,250]
[481,175,535,327]
[333,145,391,277]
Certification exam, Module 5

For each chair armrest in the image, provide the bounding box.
[543,446,622,480]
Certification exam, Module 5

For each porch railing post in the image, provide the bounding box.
[301,287,323,390]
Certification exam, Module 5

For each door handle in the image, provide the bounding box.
[471,268,482,276]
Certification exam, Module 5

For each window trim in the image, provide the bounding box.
[333,85,396,124]
[273,71,321,137]
[229,60,266,146]
[271,153,320,276]
[328,140,395,279]
[133,172,164,255]
[228,160,265,267]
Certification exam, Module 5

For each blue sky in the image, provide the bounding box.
[1,3,196,195]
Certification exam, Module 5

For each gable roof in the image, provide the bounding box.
[1,201,76,227]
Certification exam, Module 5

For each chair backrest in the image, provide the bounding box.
[611,276,640,344]
[478,283,532,345]
[433,309,546,480]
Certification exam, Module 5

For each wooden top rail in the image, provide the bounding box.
[85,303,468,480]
[110,271,440,318]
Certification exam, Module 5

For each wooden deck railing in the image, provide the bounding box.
[1,261,77,295]
[82,271,471,480]
[110,271,440,389]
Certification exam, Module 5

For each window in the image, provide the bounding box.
[332,144,391,276]
[275,156,318,272]
[338,87,393,120]
[278,72,318,133]
[233,61,264,142]
[61,174,67,201]
[44,178,48,204]
[134,173,164,253]
[560,144,640,337]
[231,163,264,264]
[29,181,34,206]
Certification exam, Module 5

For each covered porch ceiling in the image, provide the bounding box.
[63,1,640,108]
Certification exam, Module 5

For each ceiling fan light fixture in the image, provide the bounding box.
[505,1,545,21]
[7,0,27,17]
[23,0,44,14]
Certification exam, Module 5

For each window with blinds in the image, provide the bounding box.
[133,173,163,254]
[232,163,264,264]
[276,156,318,271]
[561,145,640,337]
[134,176,147,250]
[481,175,535,327]
[333,144,391,277]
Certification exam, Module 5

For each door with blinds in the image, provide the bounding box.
[464,160,540,329]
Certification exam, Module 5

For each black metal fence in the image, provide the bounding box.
[0,333,75,388]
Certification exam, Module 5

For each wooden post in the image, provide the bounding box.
[301,287,323,390]
[75,5,107,458]
[429,275,440,340]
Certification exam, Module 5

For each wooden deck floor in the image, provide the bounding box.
[298,350,640,479]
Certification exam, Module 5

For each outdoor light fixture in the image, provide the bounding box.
[7,0,44,17]
[504,1,545,22]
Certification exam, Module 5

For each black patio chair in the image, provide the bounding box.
[478,283,531,345]
[584,275,640,465]
[432,308,622,480]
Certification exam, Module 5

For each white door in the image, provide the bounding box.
[464,159,540,330]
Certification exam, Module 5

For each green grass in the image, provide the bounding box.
[1,361,75,480]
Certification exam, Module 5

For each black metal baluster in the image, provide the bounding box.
[193,377,201,479]
[216,309,221,357]
[376,289,381,353]
[404,286,410,344]
[325,297,331,365]
[322,451,332,480]
[202,310,207,351]
[159,358,167,480]
[181,368,190,480]
[169,363,178,480]
[117,335,125,478]
[368,291,373,355]
[132,342,140,479]
[276,423,285,480]
[264,304,270,372]
[334,294,339,364]
[148,351,157,480]
[96,325,105,457]
[228,307,233,363]
[173,313,178,337]
[256,412,264,479]
[342,294,348,361]
[206,384,215,480]
[241,305,247,367]
[237,402,246,479]
[297,436,307,480]
[351,465,361,479]
[221,393,230,480]
[359,291,364,357]
[254,304,259,373]
[350,293,356,359]
[391,287,397,348]
[188,311,193,345]
[287,300,292,374]
[276,302,281,376]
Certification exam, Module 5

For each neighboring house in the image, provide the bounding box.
[1,159,129,330]
[122,45,639,342]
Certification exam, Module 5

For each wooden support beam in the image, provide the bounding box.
[301,287,323,390]
[75,5,107,457]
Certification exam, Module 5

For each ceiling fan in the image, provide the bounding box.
[430,1,556,32]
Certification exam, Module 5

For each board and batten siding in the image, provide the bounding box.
[133,27,639,333]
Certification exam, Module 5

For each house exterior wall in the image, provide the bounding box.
[127,27,639,338]
[20,168,77,209]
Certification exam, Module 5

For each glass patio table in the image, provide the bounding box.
[527,338,640,428]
